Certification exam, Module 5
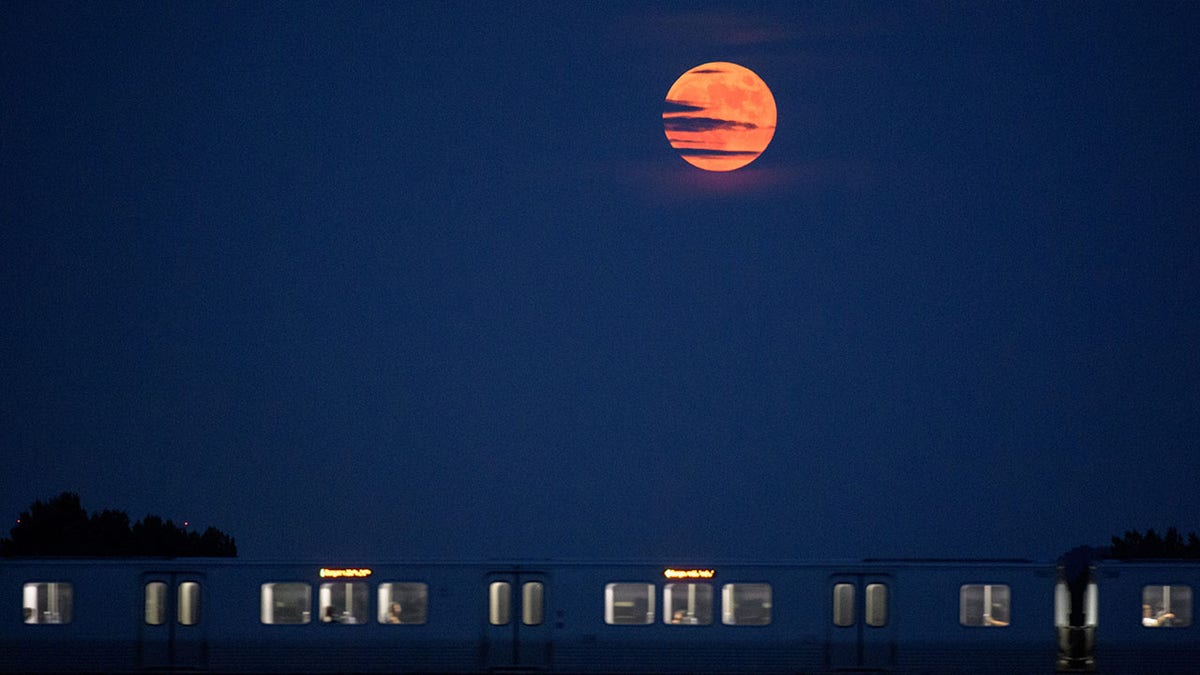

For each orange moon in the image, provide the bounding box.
[663,62,777,172]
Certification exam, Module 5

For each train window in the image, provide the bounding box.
[1141,585,1192,628]
[490,582,511,625]
[664,583,712,625]
[523,582,544,626]
[261,583,311,624]
[22,582,72,625]
[605,583,655,624]
[1055,580,1098,628]
[721,583,771,625]
[377,583,428,624]
[865,583,888,627]
[960,584,1011,627]
[832,583,855,627]
[319,582,367,624]
[145,581,167,625]
[178,582,200,626]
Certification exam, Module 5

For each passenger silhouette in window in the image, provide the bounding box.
[323,605,340,623]
[1142,604,1176,627]
[385,602,402,624]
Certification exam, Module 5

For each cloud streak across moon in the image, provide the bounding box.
[663,62,777,172]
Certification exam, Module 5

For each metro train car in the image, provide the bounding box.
[3,557,1198,673]
[1090,559,1200,674]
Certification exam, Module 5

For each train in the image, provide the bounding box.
[2,556,1197,673]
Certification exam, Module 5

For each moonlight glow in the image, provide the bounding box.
[663,62,777,172]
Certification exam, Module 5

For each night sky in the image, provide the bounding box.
[3,3,1198,562]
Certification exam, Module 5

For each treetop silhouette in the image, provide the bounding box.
[1,492,235,557]
[1109,527,1200,560]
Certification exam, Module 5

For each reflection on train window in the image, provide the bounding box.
[865,583,888,627]
[23,582,72,625]
[178,581,200,626]
[261,583,311,624]
[490,582,511,625]
[145,581,167,625]
[961,584,1011,627]
[319,582,367,624]
[721,583,771,625]
[523,581,544,626]
[832,583,855,627]
[664,583,712,625]
[377,583,428,624]
[605,583,655,624]
[1142,585,1192,627]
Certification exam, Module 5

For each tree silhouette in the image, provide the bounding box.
[2,492,235,557]
[1110,527,1200,559]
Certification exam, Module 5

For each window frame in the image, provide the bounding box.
[22,582,73,625]
[604,582,656,625]
[663,582,713,626]
[1141,584,1192,628]
[376,582,429,625]
[720,583,772,626]
[260,582,312,625]
[959,583,1011,628]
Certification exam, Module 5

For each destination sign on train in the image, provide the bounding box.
[318,567,373,578]
[663,568,715,579]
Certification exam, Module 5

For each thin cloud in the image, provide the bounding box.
[663,116,760,133]
[663,99,706,114]
[675,148,761,158]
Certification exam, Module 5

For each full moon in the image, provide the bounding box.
[663,62,777,172]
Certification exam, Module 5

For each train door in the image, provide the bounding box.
[827,573,894,671]
[484,570,550,671]
[139,571,206,670]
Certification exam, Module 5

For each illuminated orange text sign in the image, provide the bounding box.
[663,568,715,580]
[319,567,372,579]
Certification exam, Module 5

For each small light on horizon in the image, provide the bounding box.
[183,521,190,528]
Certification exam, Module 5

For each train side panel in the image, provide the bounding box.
[1093,561,1200,674]
[887,563,1059,674]
[547,563,825,673]
[2,560,141,672]
[199,562,483,673]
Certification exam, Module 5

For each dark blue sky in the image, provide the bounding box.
[3,2,1198,561]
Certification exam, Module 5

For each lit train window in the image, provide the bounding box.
[664,583,712,625]
[490,582,511,625]
[178,582,200,626]
[377,583,428,624]
[961,584,1011,627]
[261,583,311,624]
[22,583,72,625]
[145,582,167,625]
[1141,585,1192,628]
[865,583,888,627]
[319,582,367,624]
[832,583,855,627]
[523,582,544,626]
[1055,580,1098,628]
[605,583,655,625]
[721,584,771,625]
